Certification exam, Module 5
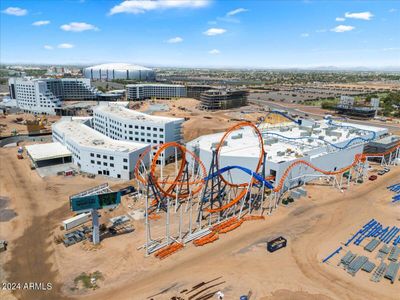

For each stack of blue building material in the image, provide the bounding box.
[387,183,400,203]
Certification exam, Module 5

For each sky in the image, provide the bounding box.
[1,0,399,68]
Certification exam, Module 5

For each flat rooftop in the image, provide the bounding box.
[53,118,149,152]
[93,104,184,124]
[189,120,388,163]
[26,142,72,162]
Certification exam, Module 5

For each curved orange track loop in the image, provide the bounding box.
[272,155,362,192]
[134,145,157,184]
[150,142,188,199]
[150,142,207,199]
[207,122,265,213]
[272,142,400,193]
[134,144,207,187]
[216,121,265,187]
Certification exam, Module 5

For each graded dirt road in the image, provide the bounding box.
[0,147,107,300]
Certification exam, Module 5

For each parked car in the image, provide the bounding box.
[369,175,378,181]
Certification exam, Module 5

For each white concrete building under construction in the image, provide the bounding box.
[126,83,186,100]
[52,117,150,180]
[186,119,392,189]
[92,104,184,164]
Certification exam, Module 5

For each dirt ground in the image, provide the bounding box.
[0,113,60,137]
[1,142,400,299]
[137,98,266,142]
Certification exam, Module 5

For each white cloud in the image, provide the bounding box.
[2,7,28,16]
[335,17,345,22]
[203,28,226,36]
[344,11,373,20]
[226,8,248,17]
[383,47,400,51]
[44,45,54,50]
[316,29,327,33]
[167,36,183,43]
[58,43,75,49]
[60,22,99,32]
[331,25,355,33]
[208,49,220,55]
[32,20,50,26]
[301,33,309,37]
[389,8,397,13]
[109,0,209,15]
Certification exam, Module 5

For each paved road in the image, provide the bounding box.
[250,99,400,132]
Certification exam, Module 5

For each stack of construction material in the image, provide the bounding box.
[384,262,399,284]
[361,261,376,273]
[387,183,400,203]
[154,242,184,259]
[339,251,356,268]
[347,256,368,276]
[193,232,219,246]
[364,239,381,252]
[371,262,387,282]
[376,245,391,260]
[388,246,400,262]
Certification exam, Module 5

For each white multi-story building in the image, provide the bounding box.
[50,78,99,100]
[92,104,184,164]
[8,77,62,115]
[52,117,150,180]
[8,77,100,115]
[126,84,186,100]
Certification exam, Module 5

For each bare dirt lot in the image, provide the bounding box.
[137,98,266,141]
[0,113,60,137]
[1,143,399,300]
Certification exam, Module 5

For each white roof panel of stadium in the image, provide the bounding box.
[86,63,152,71]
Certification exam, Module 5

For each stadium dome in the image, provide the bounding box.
[83,63,156,81]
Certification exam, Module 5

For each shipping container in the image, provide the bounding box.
[62,212,91,231]
[267,236,287,253]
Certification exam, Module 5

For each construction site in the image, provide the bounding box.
[1,102,400,300]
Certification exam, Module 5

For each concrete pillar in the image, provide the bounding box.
[92,209,100,245]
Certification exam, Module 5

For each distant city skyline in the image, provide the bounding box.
[1,0,399,69]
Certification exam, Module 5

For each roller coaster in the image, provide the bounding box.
[135,113,400,258]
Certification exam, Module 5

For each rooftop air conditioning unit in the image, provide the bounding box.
[92,139,105,145]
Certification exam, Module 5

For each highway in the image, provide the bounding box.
[250,98,400,132]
